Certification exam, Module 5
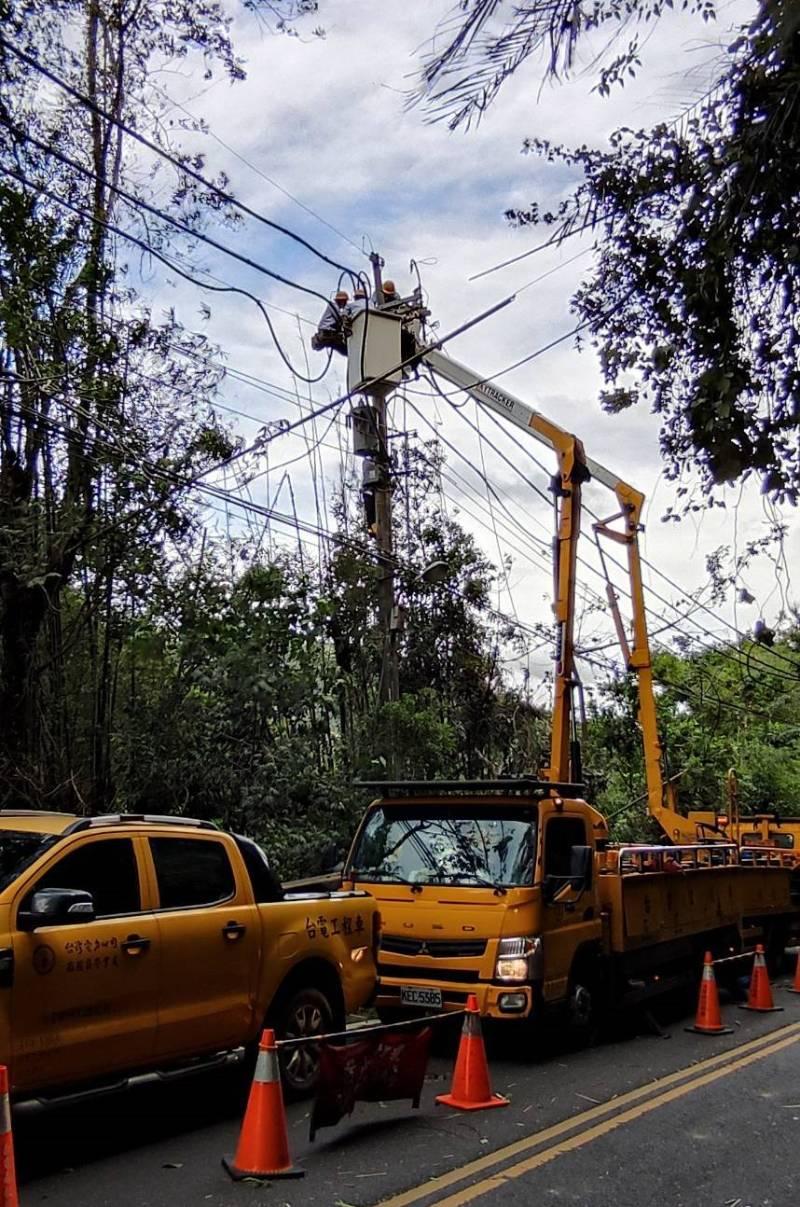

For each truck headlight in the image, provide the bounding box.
[495,935,541,983]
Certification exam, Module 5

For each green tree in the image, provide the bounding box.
[0,1,303,805]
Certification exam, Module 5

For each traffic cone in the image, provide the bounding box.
[0,1066,19,1207]
[435,994,508,1112]
[739,945,783,1013]
[787,951,800,994]
[685,952,732,1035]
[222,1030,303,1180]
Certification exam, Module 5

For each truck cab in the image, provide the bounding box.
[343,781,607,1026]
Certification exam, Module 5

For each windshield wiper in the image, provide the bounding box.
[439,870,508,894]
[350,870,416,884]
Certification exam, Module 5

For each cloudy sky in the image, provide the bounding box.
[141,0,796,693]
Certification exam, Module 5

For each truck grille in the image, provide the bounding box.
[380,935,487,958]
[378,962,481,984]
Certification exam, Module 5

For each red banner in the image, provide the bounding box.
[310,1026,433,1140]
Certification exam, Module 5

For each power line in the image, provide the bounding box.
[3,289,522,541]
[468,219,596,282]
[1,139,339,312]
[427,293,634,399]
[1,368,348,489]
[418,376,800,689]
[638,551,799,676]
[514,246,593,296]
[152,81,367,259]
[164,254,317,326]
[198,478,557,649]
[406,395,615,631]
[450,379,800,684]
[0,36,362,284]
[1,158,332,384]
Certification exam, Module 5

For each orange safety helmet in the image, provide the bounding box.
[334,290,349,305]
[382,279,397,296]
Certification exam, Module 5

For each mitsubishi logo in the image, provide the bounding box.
[419,941,430,956]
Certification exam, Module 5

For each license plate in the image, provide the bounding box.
[400,985,443,1010]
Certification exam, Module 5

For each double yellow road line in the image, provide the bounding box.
[379,1020,800,1207]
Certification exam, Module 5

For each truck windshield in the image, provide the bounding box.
[0,830,60,891]
[349,805,536,888]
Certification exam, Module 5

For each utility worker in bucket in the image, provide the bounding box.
[346,286,368,319]
[380,279,400,307]
[311,290,350,355]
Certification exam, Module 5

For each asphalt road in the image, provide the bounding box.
[14,980,800,1207]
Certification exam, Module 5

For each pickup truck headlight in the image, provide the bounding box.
[495,935,541,983]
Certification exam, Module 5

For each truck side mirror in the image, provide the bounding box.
[18,888,96,932]
[569,845,593,892]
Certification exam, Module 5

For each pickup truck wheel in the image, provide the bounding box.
[275,987,333,1100]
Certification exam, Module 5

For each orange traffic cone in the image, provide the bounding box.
[787,951,800,995]
[435,994,508,1112]
[740,944,783,1013]
[685,952,733,1035]
[0,1066,19,1207]
[223,1030,303,1181]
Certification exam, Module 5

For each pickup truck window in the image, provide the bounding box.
[23,838,141,916]
[233,834,284,902]
[150,837,235,909]
[350,805,536,888]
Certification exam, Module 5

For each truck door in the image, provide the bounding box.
[540,815,600,1004]
[147,835,260,1060]
[11,835,158,1092]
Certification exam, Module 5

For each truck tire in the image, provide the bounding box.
[566,956,605,1048]
[273,986,334,1101]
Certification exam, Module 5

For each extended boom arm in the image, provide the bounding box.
[424,350,686,835]
[424,350,589,788]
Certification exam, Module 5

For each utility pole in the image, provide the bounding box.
[367,251,400,704]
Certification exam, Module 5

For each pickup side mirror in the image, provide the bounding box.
[18,888,96,932]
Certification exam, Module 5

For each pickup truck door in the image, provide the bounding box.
[146,835,261,1060]
[540,815,601,1004]
[10,835,158,1092]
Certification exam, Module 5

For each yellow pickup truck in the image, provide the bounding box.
[0,810,378,1100]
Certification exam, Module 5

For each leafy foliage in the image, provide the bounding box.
[0,0,303,804]
[412,0,717,130]
[586,630,800,839]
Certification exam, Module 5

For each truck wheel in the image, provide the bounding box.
[567,964,603,1048]
[274,986,333,1100]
